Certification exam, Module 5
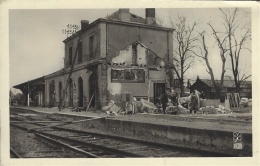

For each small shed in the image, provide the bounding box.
[190,77,252,99]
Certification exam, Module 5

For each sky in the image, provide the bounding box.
[9,8,252,89]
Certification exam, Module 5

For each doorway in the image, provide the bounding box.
[153,83,165,103]
[69,78,73,107]
[59,82,62,103]
[89,73,98,108]
[49,80,55,107]
[78,77,83,107]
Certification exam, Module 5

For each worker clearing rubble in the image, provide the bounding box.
[165,99,175,114]
[125,97,137,115]
[189,90,200,114]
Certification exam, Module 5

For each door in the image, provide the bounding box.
[154,83,165,103]
[78,77,83,107]
[49,81,55,107]
[59,82,62,103]
[69,79,73,107]
[89,73,98,108]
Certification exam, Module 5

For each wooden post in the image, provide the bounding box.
[86,92,95,112]
[59,32,83,111]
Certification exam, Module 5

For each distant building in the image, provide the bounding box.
[172,79,190,96]
[190,77,252,99]
[44,9,174,109]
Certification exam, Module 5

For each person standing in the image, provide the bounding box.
[161,91,169,114]
[189,90,199,114]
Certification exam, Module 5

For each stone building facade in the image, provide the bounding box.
[45,9,174,109]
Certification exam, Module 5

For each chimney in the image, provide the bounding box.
[81,20,89,29]
[145,8,156,24]
[119,8,130,22]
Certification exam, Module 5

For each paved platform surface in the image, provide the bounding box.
[11,106,252,133]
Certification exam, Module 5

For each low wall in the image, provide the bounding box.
[77,118,251,156]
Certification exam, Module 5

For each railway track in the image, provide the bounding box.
[10,108,233,158]
[10,148,21,158]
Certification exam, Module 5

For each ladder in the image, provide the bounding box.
[59,32,83,111]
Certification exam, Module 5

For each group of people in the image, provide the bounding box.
[154,88,178,114]
[155,89,202,115]
[103,89,203,115]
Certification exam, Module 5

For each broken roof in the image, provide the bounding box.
[63,9,173,43]
[105,10,147,24]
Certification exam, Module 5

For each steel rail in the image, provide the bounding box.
[55,126,235,157]
[10,123,29,131]
[10,121,67,123]
[10,111,236,157]
[28,117,105,132]
[34,133,99,158]
[11,122,143,157]
[10,147,22,158]
[34,131,144,158]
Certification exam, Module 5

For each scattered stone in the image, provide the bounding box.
[102,100,122,116]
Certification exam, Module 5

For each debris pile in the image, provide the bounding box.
[102,95,234,116]
[102,100,123,116]
[198,105,232,114]
[165,105,189,115]
[139,99,159,114]
[240,98,252,107]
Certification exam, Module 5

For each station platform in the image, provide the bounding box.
[11,106,252,133]
[10,106,252,156]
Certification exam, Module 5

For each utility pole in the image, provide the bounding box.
[59,32,83,111]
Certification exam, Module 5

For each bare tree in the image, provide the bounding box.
[194,22,229,97]
[195,8,251,97]
[219,8,251,93]
[169,16,199,96]
[194,32,226,97]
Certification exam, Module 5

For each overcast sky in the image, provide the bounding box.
[9,8,251,88]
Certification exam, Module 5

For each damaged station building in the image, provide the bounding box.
[40,9,175,109]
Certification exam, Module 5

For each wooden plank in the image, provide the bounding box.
[85,92,95,112]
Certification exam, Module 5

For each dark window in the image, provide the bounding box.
[111,69,145,83]
[78,42,82,63]
[69,46,73,66]
[132,44,137,65]
[89,35,94,59]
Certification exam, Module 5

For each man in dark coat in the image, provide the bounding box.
[189,90,199,114]
[161,90,170,114]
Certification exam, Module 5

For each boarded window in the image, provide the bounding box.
[78,42,82,63]
[89,35,94,59]
[69,46,73,66]
[111,69,145,83]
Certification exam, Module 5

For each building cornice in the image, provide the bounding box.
[63,18,174,43]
